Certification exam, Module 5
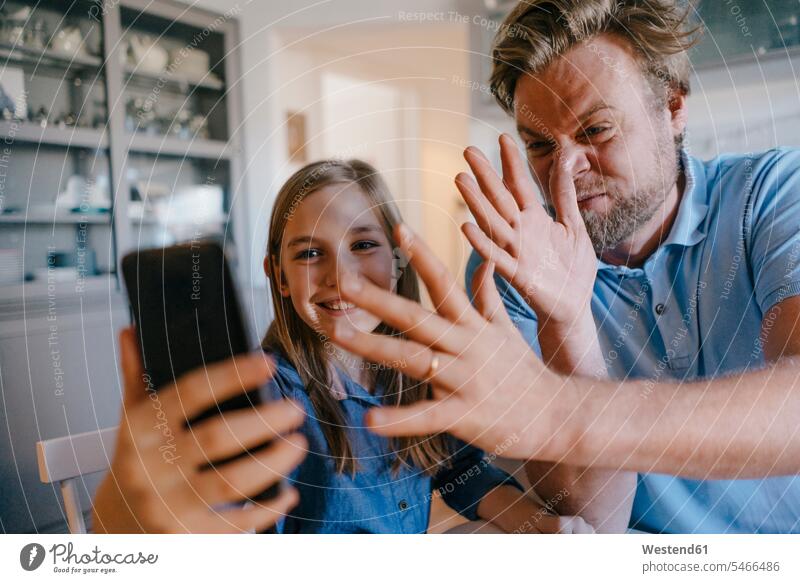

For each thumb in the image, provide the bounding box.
[470,261,513,327]
[365,401,455,437]
[119,327,148,408]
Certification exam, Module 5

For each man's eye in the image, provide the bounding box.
[295,248,321,260]
[583,126,609,138]
[525,141,553,155]
[352,240,379,252]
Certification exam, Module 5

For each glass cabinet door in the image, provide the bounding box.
[114,1,241,267]
[119,5,229,144]
[0,0,113,289]
[691,0,800,67]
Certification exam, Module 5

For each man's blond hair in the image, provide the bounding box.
[490,0,701,115]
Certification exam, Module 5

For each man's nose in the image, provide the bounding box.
[554,143,591,181]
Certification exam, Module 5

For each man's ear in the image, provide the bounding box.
[667,88,688,141]
[265,255,290,297]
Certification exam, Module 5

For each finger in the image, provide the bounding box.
[158,353,275,431]
[120,327,147,407]
[335,274,466,354]
[461,223,518,283]
[196,433,307,506]
[366,401,458,437]
[455,172,516,250]
[395,223,477,324]
[499,133,539,210]
[470,261,513,327]
[208,486,300,533]
[329,322,462,389]
[549,152,582,229]
[187,399,306,465]
[463,146,520,223]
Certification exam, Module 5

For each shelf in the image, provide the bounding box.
[0,210,111,225]
[0,121,109,149]
[124,67,224,91]
[0,43,103,71]
[0,274,117,303]
[127,133,233,159]
[130,214,228,225]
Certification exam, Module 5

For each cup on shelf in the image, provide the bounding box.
[55,175,88,210]
[169,47,211,81]
[50,25,88,59]
[128,34,169,74]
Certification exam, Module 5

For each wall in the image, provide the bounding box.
[189,0,483,315]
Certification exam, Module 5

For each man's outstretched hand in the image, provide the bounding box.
[323,223,581,461]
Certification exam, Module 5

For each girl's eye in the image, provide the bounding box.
[351,240,380,252]
[294,248,322,260]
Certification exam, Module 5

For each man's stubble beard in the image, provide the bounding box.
[579,129,681,255]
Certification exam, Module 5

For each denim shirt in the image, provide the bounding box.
[261,351,521,534]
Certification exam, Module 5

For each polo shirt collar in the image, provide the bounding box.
[661,148,709,248]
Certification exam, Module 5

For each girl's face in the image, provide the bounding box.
[272,183,395,336]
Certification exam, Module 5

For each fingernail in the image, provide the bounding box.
[288,432,307,449]
[398,225,416,252]
[249,353,271,372]
[342,277,362,294]
[366,408,384,426]
[397,223,409,242]
[335,323,354,339]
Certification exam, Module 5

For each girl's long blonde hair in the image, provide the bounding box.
[263,159,451,475]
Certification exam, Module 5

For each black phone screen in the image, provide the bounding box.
[122,241,260,420]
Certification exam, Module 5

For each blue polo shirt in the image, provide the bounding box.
[466,147,800,533]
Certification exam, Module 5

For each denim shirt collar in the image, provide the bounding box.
[268,350,383,406]
[597,148,708,274]
[331,366,384,406]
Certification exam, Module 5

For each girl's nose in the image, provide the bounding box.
[323,254,355,288]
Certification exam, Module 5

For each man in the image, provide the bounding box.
[324,0,800,534]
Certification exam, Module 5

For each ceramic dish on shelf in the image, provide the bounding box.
[50,25,90,60]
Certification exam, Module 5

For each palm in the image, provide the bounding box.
[509,206,595,317]
[457,135,597,325]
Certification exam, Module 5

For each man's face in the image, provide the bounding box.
[513,33,685,253]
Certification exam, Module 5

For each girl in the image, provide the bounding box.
[262,158,589,534]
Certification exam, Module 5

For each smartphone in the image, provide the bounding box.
[122,241,279,502]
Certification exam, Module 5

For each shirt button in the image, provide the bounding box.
[655,303,666,315]
[398,500,409,511]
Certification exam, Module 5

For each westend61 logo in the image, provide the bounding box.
[19,542,158,574]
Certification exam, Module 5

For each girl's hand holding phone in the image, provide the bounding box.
[91,327,307,533]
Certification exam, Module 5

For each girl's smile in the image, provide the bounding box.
[314,297,358,317]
